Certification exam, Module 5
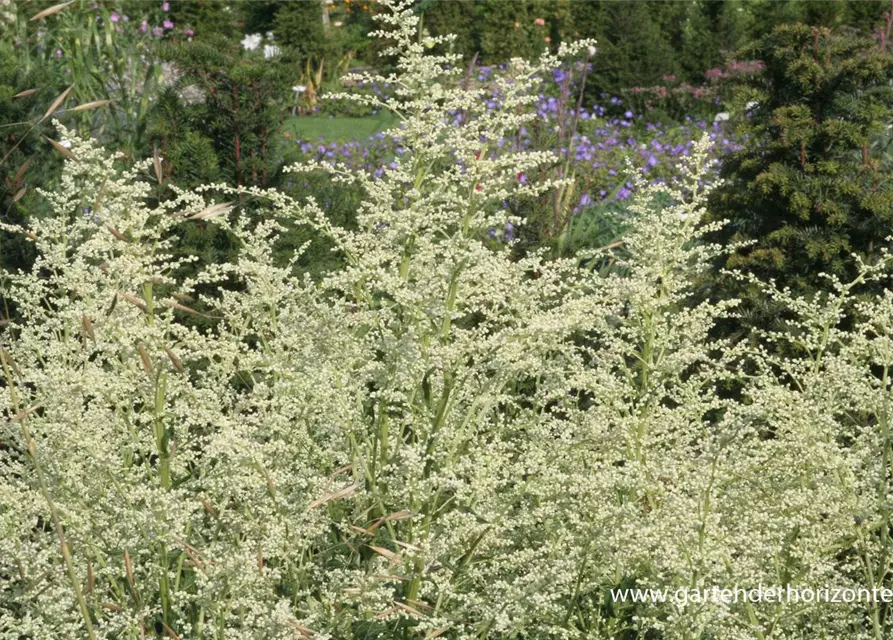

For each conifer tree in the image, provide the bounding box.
[568,1,680,97]
[712,23,893,293]
[273,0,329,61]
[155,34,285,189]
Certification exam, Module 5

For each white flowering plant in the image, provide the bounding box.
[3,2,893,639]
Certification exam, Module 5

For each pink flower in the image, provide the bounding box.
[110,12,120,22]
[163,19,174,29]
[162,2,169,11]
[152,26,164,36]
[544,36,551,43]
[54,48,63,59]
[534,18,545,26]
[183,28,194,36]
[140,20,148,33]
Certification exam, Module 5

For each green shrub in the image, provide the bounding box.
[154,34,286,188]
[712,23,893,294]
[273,0,328,60]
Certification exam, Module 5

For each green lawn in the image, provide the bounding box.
[282,111,398,142]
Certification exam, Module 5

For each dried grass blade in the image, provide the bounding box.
[118,292,147,312]
[349,525,373,536]
[286,621,315,638]
[92,181,106,213]
[384,510,414,523]
[199,499,217,517]
[40,86,73,122]
[124,550,135,587]
[425,626,450,639]
[69,100,111,112]
[11,405,41,422]
[189,202,232,221]
[371,573,410,582]
[85,562,95,595]
[368,545,400,562]
[30,1,74,21]
[374,606,400,621]
[394,602,424,617]
[13,89,38,99]
[12,188,26,202]
[13,156,34,185]
[45,136,73,159]
[161,299,204,316]
[0,348,21,376]
[137,344,153,375]
[328,464,353,480]
[405,598,433,612]
[307,482,360,509]
[393,540,423,553]
[81,315,95,341]
[153,146,163,184]
[107,225,128,242]
[181,547,207,576]
[163,346,185,374]
[160,622,181,640]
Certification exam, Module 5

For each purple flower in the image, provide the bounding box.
[163,19,174,29]
[504,221,516,242]
[162,1,170,11]
[624,110,633,119]
[110,12,120,22]
[140,20,148,33]
[579,193,592,207]
[152,27,163,36]
[54,48,63,59]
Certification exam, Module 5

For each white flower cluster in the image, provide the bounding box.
[2,1,893,638]
[241,33,262,52]
[242,32,280,59]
